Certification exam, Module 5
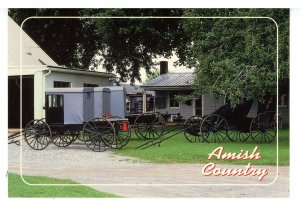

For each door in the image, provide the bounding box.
[46,94,64,124]
[195,96,202,116]
[8,76,34,128]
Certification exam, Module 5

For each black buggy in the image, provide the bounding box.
[135,97,277,149]
[183,98,277,144]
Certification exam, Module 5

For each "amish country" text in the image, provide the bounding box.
[201,146,268,181]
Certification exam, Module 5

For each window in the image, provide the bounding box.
[146,97,154,111]
[83,83,99,87]
[54,81,71,88]
[126,102,130,112]
[47,95,63,108]
[155,97,166,109]
[169,91,180,108]
[130,96,143,113]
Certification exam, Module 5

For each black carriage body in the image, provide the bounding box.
[212,99,253,132]
[45,94,64,125]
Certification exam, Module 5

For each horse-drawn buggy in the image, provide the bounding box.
[11,84,277,151]
[23,86,131,152]
[135,97,277,149]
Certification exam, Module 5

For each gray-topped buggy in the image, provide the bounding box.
[24,86,131,152]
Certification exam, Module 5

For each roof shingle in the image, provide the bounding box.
[142,73,194,88]
[8,17,58,67]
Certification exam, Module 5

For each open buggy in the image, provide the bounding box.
[23,86,131,152]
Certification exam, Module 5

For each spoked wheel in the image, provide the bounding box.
[134,112,165,140]
[24,119,52,150]
[82,118,116,152]
[228,130,250,142]
[183,115,203,143]
[200,114,229,143]
[250,112,276,143]
[104,116,131,149]
[53,132,77,147]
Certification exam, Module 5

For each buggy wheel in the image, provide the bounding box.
[134,112,165,140]
[200,114,228,143]
[24,119,52,150]
[104,118,131,149]
[183,115,203,143]
[53,132,77,147]
[250,112,276,143]
[82,118,115,152]
[228,130,249,142]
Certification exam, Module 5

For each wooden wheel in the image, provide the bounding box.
[53,131,77,147]
[24,119,52,150]
[250,112,276,143]
[104,117,131,149]
[183,115,203,143]
[134,112,165,140]
[82,118,115,152]
[228,130,250,142]
[200,114,229,143]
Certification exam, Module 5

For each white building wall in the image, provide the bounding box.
[45,71,110,88]
[154,90,194,120]
[33,71,110,119]
[33,70,45,119]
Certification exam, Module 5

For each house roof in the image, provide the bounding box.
[8,17,115,78]
[8,16,59,67]
[142,73,194,89]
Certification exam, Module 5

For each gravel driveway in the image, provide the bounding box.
[8,140,289,197]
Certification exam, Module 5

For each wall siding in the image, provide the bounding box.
[155,90,193,120]
[153,90,289,126]
[46,72,109,88]
[34,71,45,119]
[278,106,289,126]
[247,99,258,118]
[33,71,110,119]
[202,93,224,116]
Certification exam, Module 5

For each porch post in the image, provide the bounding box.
[192,99,196,116]
[142,91,147,113]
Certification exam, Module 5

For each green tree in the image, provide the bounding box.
[9,9,99,70]
[9,9,187,83]
[85,9,187,83]
[181,9,289,106]
[9,9,289,106]
[144,69,160,83]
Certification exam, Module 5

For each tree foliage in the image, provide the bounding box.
[9,9,99,69]
[180,9,289,106]
[144,69,160,84]
[9,9,187,83]
[9,9,289,106]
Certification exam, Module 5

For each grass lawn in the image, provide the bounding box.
[8,173,119,198]
[114,128,289,166]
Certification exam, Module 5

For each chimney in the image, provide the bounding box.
[160,61,168,75]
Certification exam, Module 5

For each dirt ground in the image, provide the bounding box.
[8,140,289,197]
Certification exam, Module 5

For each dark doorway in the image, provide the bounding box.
[195,96,202,116]
[8,76,34,128]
